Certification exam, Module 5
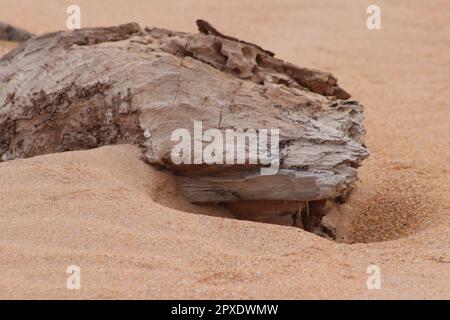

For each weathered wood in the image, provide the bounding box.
[0,21,368,231]
[0,22,34,42]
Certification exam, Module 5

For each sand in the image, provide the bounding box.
[0,0,449,299]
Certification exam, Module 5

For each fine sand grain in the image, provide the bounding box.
[0,0,449,299]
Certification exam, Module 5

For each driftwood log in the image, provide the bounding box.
[0,22,34,42]
[0,21,368,234]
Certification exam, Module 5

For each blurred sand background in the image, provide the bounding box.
[0,0,449,299]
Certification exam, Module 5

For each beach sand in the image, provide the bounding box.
[0,0,449,299]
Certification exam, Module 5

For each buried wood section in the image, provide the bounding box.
[226,200,305,227]
[224,199,326,232]
[0,21,368,235]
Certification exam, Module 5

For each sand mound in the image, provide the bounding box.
[0,145,448,299]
